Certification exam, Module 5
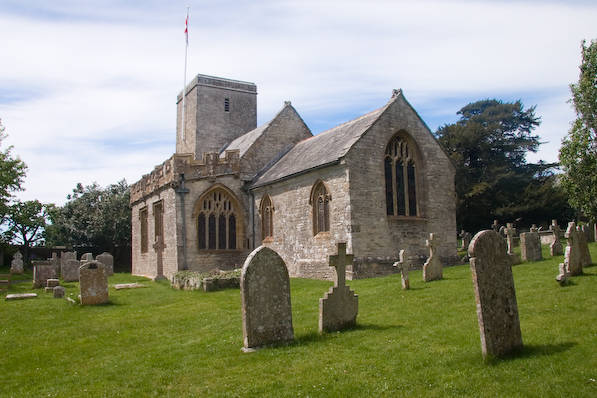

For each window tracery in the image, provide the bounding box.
[260,195,274,241]
[197,188,239,250]
[384,134,419,217]
[311,181,331,235]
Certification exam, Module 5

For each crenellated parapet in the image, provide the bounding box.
[130,150,241,204]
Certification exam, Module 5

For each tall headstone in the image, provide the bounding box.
[241,246,293,351]
[10,252,24,274]
[549,220,563,256]
[423,233,443,281]
[62,259,80,282]
[564,222,583,276]
[96,252,114,276]
[319,243,358,333]
[393,249,410,290]
[32,261,57,288]
[79,261,109,305]
[504,223,521,265]
[468,230,523,359]
[578,226,592,267]
[520,232,542,262]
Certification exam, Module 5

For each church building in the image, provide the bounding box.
[130,74,457,280]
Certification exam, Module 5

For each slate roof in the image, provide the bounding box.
[221,121,271,157]
[252,100,392,188]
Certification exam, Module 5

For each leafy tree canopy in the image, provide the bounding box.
[44,180,131,256]
[2,199,48,264]
[436,99,570,232]
[0,119,27,216]
[559,39,597,222]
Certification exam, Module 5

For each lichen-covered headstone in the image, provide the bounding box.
[32,261,57,288]
[241,246,293,351]
[10,252,24,274]
[79,261,109,305]
[549,220,563,256]
[319,243,358,333]
[53,286,65,298]
[60,251,77,273]
[578,226,592,267]
[520,232,542,262]
[393,249,410,290]
[62,259,80,282]
[96,252,114,276]
[564,222,583,276]
[423,233,443,281]
[469,230,523,359]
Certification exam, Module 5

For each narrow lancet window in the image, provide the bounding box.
[311,181,331,235]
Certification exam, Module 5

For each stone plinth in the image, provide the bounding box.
[469,230,523,359]
[241,246,293,351]
[520,232,542,262]
[79,261,109,305]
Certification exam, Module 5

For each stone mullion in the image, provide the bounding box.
[391,157,398,216]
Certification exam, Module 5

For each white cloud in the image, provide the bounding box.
[0,0,595,204]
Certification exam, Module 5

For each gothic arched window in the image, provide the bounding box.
[196,188,240,250]
[384,134,419,217]
[310,181,331,235]
[259,194,274,241]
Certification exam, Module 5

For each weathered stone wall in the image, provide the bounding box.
[176,74,257,158]
[239,104,312,180]
[252,166,351,280]
[345,93,458,270]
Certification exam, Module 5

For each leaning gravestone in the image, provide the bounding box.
[319,242,358,333]
[393,249,410,290]
[565,222,583,276]
[578,226,592,267]
[550,220,563,256]
[10,252,24,274]
[468,230,523,359]
[241,246,293,352]
[79,261,109,305]
[62,259,81,282]
[96,252,114,276]
[32,261,57,288]
[520,232,542,262]
[423,233,443,281]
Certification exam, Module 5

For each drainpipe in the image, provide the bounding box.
[176,173,190,270]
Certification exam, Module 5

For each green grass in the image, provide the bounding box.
[1,244,597,397]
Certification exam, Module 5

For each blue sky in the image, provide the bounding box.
[1,0,596,205]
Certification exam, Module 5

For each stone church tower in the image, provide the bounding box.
[130,74,458,281]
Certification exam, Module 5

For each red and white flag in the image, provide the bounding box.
[184,12,189,45]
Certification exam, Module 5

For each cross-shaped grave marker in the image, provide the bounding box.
[550,219,563,256]
[423,233,443,281]
[504,223,517,255]
[329,242,353,288]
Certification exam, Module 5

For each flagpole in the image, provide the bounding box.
[181,6,190,143]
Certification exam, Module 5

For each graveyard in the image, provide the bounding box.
[1,242,596,397]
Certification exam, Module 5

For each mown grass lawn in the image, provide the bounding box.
[1,243,596,397]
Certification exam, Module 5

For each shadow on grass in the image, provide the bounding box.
[289,323,403,348]
[485,341,577,364]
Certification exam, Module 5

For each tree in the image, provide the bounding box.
[436,99,567,232]
[2,200,48,265]
[45,180,131,263]
[559,39,597,222]
[0,119,27,217]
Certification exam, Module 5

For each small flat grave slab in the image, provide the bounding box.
[6,293,37,301]
[114,283,146,290]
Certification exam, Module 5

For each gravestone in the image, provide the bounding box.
[96,252,114,276]
[549,220,563,256]
[53,286,65,298]
[32,261,57,288]
[50,253,61,277]
[423,233,443,281]
[520,232,542,262]
[46,278,60,288]
[393,249,410,290]
[564,222,583,276]
[60,251,77,272]
[241,246,293,351]
[530,224,539,233]
[468,230,523,359]
[504,223,521,265]
[62,259,80,282]
[459,230,472,250]
[491,220,500,233]
[578,226,592,267]
[319,243,358,333]
[81,253,94,263]
[79,261,109,305]
[10,252,24,274]
[556,261,569,286]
